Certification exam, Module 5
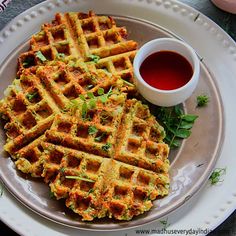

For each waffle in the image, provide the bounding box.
[0,69,58,176]
[0,60,122,177]
[0,11,171,221]
[42,143,169,221]
[18,11,137,93]
[42,93,127,183]
[42,96,169,220]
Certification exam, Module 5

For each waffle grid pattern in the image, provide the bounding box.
[0,61,122,177]
[18,11,137,92]
[41,97,169,220]
[0,11,170,222]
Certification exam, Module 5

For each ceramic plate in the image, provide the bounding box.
[0,14,224,230]
[0,0,235,235]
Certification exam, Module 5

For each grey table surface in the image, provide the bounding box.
[0,0,235,235]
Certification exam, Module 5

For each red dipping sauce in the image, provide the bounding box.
[140,51,193,90]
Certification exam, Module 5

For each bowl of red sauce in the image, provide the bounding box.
[133,38,200,107]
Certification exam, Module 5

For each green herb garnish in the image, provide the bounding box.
[160,217,170,230]
[26,91,38,101]
[102,143,112,152]
[88,54,100,63]
[79,87,113,120]
[59,167,66,173]
[156,105,198,148]
[82,102,88,119]
[88,99,96,109]
[69,204,75,210]
[35,51,47,62]
[79,94,86,101]
[209,168,226,185]
[87,92,95,99]
[99,86,112,103]
[56,53,65,59]
[65,99,80,114]
[65,175,95,182]
[97,87,104,95]
[196,95,209,107]
[121,79,135,87]
[49,190,55,198]
[88,188,94,194]
[88,126,98,135]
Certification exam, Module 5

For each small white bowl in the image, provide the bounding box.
[133,38,200,107]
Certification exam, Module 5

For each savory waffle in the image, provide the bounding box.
[43,143,169,221]
[0,60,122,177]
[0,11,170,222]
[42,96,169,220]
[42,93,127,183]
[114,99,169,173]
[18,11,137,92]
[0,70,57,176]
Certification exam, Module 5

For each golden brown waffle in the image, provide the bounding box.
[0,70,58,176]
[42,143,169,221]
[18,11,137,92]
[114,99,169,173]
[42,96,169,220]
[42,93,127,183]
[0,60,122,177]
[0,11,170,222]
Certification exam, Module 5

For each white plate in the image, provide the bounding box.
[0,0,236,235]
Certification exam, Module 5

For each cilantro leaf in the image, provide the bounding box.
[99,95,107,103]
[197,95,209,107]
[88,126,98,135]
[156,105,198,149]
[79,94,86,101]
[175,129,191,139]
[65,99,80,114]
[179,121,193,129]
[49,190,55,198]
[160,217,170,230]
[102,143,112,152]
[209,168,226,185]
[88,99,96,109]
[99,87,112,103]
[181,114,198,122]
[97,88,104,95]
[26,91,38,101]
[88,54,100,63]
[87,92,95,99]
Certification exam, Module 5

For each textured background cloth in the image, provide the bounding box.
[0,0,235,235]
[0,0,11,13]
